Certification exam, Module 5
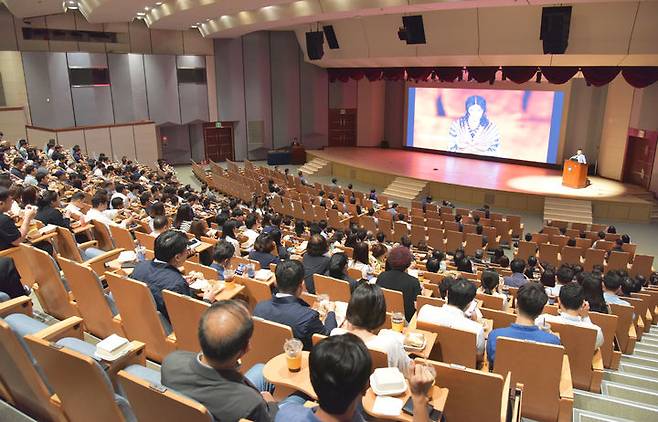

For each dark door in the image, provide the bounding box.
[328,108,357,147]
[622,136,657,189]
[203,123,234,162]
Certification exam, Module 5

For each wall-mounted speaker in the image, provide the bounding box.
[305,31,324,60]
[323,25,339,49]
[398,15,426,45]
[540,6,572,54]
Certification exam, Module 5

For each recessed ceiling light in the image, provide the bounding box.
[136,11,146,17]
[155,2,163,5]
[144,6,150,11]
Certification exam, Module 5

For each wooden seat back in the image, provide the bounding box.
[560,246,583,266]
[607,251,630,272]
[183,261,219,281]
[230,256,261,270]
[134,231,155,250]
[57,257,124,339]
[424,359,511,422]
[53,227,84,262]
[109,225,136,251]
[410,225,426,246]
[380,287,405,315]
[549,321,601,392]
[359,216,377,234]
[241,317,293,372]
[117,369,212,422]
[539,243,560,268]
[583,248,605,272]
[105,273,176,362]
[593,240,614,252]
[25,336,126,422]
[313,274,352,303]
[531,233,548,245]
[621,243,637,262]
[90,220,115,251]
[588,312,620,370]
[515,241,537,260]
[234,275,272,310]
[630,254,654,278]
[624,297,647,340]
[464,233,483,257]
[480,307,515,330]
[493,337,570,422]
[415,320,477,368]
[608,303,636,355]
[415,296,446,312]
[162,290,209,353]
[575,237,593,249]
[19,244,77,320]
[445,230,463,254]
[0,316,66,422]
[427,228,445,251]
[476,292,505,310]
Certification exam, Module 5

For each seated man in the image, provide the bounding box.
[536,282,604,349]
[131,230,191,321]
[162,300,303,422]
[503,258,529,288]
[487,282,560,369]
[417,278,485,362]
[376,246,421,322]
[211,240,235,280]
[254,260,337,350]
[276,334,436,422]
[150,215,170,237]
[602,271,631,306]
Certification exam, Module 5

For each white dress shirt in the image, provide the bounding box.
[85,208,124,228]
[417,304,485,356]
[536,312,604,349]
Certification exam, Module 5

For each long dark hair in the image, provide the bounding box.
[460,95,490,127]
[173,204,194,228]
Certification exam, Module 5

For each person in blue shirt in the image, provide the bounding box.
[487,282,560,369]
[602,271,631,307]
[210,240,235,280]
[275,334,437,422]
[131,230,192,321]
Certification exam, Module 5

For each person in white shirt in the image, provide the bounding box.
[85,193,132,228]
[240,214,259,251]
[569,148,587,164]
[331,284,411,372]
[111,184,129,207]
[63,192,86,222]
[349,241,373,280]
[417,278,485,362]
[221,219,242,257]
[536,282,604,349]
[23,165,38,187]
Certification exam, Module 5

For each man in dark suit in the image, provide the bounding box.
[254,259,337,350]
[161,300,304,422]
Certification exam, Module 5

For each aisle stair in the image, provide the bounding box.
[298,157,331,177]
[382,177,428,204]
[543,197,593,225]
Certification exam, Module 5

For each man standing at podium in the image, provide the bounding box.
[570,148,587,164]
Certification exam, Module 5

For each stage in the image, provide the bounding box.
[307,147,653,222]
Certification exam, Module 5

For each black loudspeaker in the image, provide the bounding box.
[540,6,572,54]
[305,31,324,60]
[398,15,426,45]
[323,25,339,49]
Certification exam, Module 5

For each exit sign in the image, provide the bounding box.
[215,121,223,128]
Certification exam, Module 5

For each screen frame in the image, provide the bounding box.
[402,80,572,169]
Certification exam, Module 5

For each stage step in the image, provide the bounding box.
[382,177,428,203]
[543,197,593,225]
[298,158,331,177]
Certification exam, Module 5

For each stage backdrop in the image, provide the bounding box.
[406,87,564,164]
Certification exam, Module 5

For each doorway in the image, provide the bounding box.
[622,135,657,189]
[328,108,357,147]
[203,122,234,162]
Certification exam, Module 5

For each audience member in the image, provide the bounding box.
[376,246,421,321]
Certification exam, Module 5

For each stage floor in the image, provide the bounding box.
[308,147,648,204]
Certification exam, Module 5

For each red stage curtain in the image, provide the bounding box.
[466,67,498,84]
[433,67,463,82]
[622,67,658,89]
[406,67,433,82]
[538,67,579,84]
[502,67,538,84]
[581,67,621,87]
[348,69,365,81]
[382,68,406,81]
[364,69,384,81]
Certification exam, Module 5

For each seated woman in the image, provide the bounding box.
[221,219,242,257]
[248,234,280,269]
[210,240,235,280]
[478,269,508,309]
[325,252,358,292]
[331,283,411,372]
[189,219,213,266]
[269,227,290,260]
[370,243,387,273]
[35,190,71,229]
[349,241,373,280]
[173,204,194,233]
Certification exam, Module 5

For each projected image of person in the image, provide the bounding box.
[448,95,501,155]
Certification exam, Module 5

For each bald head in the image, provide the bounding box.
[198,300,253,364]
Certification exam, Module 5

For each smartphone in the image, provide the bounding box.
[402,397,443,422]
[121,262,137,269]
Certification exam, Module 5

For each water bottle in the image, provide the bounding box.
[247,263,256,278]
[439,260,447,273]
[235,264,245,276]
[135,240,146,262]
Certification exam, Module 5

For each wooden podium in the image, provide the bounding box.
[562,160,587,188]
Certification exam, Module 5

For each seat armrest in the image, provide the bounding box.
[78,240,99,249]
[0,296,33,318]
[33,316,84,341]
[106,341,147,384]
[592,349,604,371]
[0,246,21,257]
[509,383,523,422]
[86,248,125,275]
[629,323,637,341]
[559,355,574,400]
[27,232,58,244]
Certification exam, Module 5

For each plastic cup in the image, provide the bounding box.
[284,338,303,372]
[391,312,405,333]
[223,269,235,283]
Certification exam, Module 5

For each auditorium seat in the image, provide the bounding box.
[109,225,138,251]
[476,292,505,311]
[560,246,583,266]
[117,365,213,422]
[415,296,446,313]
[183,260,219,280]
[493,337,572,422]
[19,244,79,320]
[588,312,622,370]
[380,287,405,315]
[313,274,352,303]
[415,319,478,369]
[90,220,117,251]
[134,231,155,250]
[57,257,125,339]
[480,307,516,330]
[25,334,141,422]
[53,226,123,276]
[422,358,521,422]
[241,317,293,373]
[312,333,387,370]
[625,296,648,339]
[609,303,637,355]
[105,272,177,362]
[583,248,605,271]
[549,321,604,392]
[162,290,209,352]
[235,275,272,310]
[427,227,445,251]
[539,243,560,268]
[464,233,483,257]
[515,241,538,260]
[630,254,654,278]
[410,224,427,246]
[445,230,463,254]
[230,256,262,270]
